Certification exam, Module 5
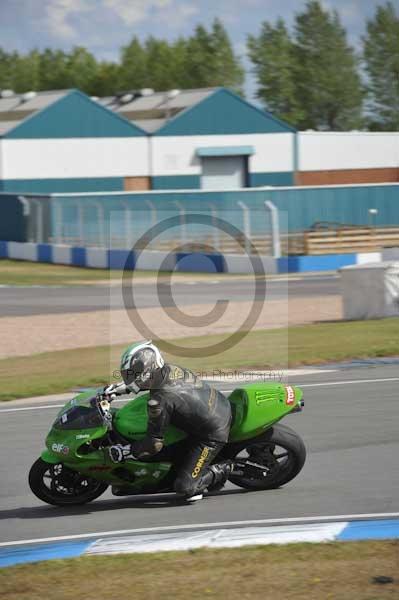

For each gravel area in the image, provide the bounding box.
[0,295,341,359]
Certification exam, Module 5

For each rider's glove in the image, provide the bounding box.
[108,444,137,463]
[103,382,129,399]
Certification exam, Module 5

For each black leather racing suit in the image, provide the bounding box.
[131,364,232,497]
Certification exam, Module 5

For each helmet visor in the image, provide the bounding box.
[121,359,144,386]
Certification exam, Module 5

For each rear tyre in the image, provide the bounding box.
[226,423,306,490]
[29,458,108,506]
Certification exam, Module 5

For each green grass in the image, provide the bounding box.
[0,259,124,285]
[0,259,254,286]
[0,541,397,600]
[1,318,399,401]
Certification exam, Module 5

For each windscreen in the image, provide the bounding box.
[53,404,104,430]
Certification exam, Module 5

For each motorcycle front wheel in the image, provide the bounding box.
[226,423,306,490]
[29,458,108,506]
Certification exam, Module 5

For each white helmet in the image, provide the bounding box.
[120,340,164,392]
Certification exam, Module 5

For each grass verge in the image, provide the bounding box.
[0,541,398,600]
[0,259,126,285]
[1,318,399,401]
[0,259,249,286]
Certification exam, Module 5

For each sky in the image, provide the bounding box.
[0,0,386,99]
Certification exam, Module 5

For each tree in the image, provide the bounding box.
[293,1,363,130]
[37,49,69,90]
[91,61,121,97]
[0,49,17,90]
[118,37,147,90]
[184,20,244,93]
[247,19,301,125]
[12,50,41,92]
[209,19,244,94]
[363,2,399,130]
[144,37,177,90]
[63,47,99,94]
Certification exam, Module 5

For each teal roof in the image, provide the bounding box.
[155,88,296,136]
[3,90,146,139]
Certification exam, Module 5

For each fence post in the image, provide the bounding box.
[93,201,105,247]
[17,196,31,242]
[264,200,281,258]
[77,203,84,246]
[30,197,43,244]
[121,201,132,249]
[208,202,220,252]
[54,200,63,244]
[174,200,186,246]
[237,200,251,255]
[145,199,157,229]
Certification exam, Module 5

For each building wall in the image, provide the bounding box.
[151,133,295,189]
[297,132,399,185]
[297,167,399,186]
[1,138,149,180]
[0,178,125,193]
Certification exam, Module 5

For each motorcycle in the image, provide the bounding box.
[29,382,306,506]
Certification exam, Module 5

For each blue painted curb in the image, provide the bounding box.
[337,519,399,541]
[0,540,91,568]
[1,518,398,569]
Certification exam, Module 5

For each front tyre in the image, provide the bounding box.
[29,458,108,506]
[227,423,306,490]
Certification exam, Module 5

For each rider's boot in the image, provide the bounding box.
[207,460,233,492]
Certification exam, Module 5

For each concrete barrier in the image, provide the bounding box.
[340,261,399,319]
[0,241,386,274]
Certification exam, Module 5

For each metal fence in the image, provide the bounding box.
[3,183,398,255]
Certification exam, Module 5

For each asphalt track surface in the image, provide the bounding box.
[0,274,338,316]
[0,362,398,544]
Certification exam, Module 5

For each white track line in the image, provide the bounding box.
[1,513,398,548]
[299,377,399,388]
[1,377,399,413]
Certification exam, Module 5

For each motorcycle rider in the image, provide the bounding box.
[104,340,233,502]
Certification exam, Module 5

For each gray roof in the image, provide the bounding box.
[0,121,17,135]
[118,88,215,113]
[12,91,66,112]
[132,118,167,133]
[0,90,71,136]
[99,87,217,133]
[0,97,21,112]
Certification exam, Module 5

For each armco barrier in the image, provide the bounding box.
[0,241,383,274]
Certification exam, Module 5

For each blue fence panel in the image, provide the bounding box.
[2,184,396,248]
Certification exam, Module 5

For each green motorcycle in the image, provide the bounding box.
[29,382,306,506]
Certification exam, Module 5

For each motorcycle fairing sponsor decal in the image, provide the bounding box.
[76,433,90,440]
[51,442,70,455]
[285,386,295,405]
[255,390,274,405]
[135,468,148,477]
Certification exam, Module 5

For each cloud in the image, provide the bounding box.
[103,0,173,25]
[45,0,92,38]
[157,3,199,28]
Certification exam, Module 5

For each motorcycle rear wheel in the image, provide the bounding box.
[29,458,108,506]
[227,423,306,490]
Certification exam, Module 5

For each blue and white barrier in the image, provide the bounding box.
[1,517,398,568]
[0,241,384,274]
